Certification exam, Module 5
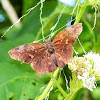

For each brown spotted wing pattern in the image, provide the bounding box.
[8,43,57,73]
[53,23,82,67]
[8,23,82,73]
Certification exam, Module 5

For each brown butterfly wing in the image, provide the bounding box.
[8,43,57,73]
[53,23,82,67]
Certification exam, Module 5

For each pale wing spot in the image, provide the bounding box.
[49,62,52,65]
[31,62,36,67]
[29,54,34,58]
[31,63,34,67]
[34,50,37,52]
[18,45,24,50]
[74,34,78,38]
[15,44,32,53]
[60,34,63,37]
[58,58,61,60]
[66,39,68,44]
[26,47,33,51]
[30,45,35,49]
[16,45,25,53]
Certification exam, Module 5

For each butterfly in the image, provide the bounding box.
[8,23,82,73]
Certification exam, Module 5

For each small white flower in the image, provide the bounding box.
[68,56,89,72]
[83,76,96,91]
[68,62,77,71]
[78,73,96,91]
[84,51,100,76]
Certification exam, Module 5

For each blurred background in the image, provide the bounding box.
[0,0,100,100]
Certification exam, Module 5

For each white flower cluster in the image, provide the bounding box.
[84,51,100,76]
[68,51,100,91]
[77,73,96,91]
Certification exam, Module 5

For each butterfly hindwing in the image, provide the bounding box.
[8,43,44,63]
[30,50,57,73]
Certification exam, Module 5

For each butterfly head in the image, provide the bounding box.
[44,39,55,54]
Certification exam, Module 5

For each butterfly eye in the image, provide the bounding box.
[48,48,54,54]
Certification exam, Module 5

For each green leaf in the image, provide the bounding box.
[91,87,100,100]
[0,62,45,100]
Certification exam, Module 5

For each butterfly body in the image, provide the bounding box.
[44,39,55,54]
[8,23,82,73]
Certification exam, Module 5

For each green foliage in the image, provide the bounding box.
[0,0,100,100]
[0,62,45,100]
[91,87,100,100]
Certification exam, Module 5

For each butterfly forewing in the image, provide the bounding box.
[53,23,82,67]
[8,43,44,63]
[8,43,57,73]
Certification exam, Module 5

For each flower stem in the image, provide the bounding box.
[48,73,68,98]
[74,1,87,24]
[83,18,96,46]
[38,68,60,100]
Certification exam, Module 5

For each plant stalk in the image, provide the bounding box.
[74,1,87,24]
[38,68,60,100]
[48,73,68,98]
